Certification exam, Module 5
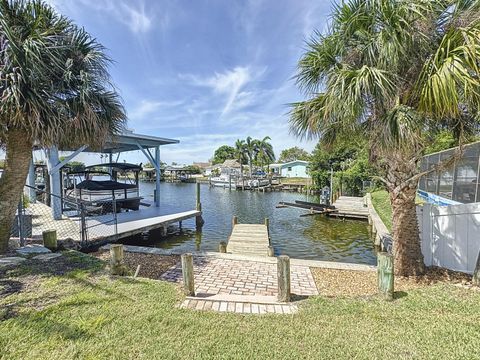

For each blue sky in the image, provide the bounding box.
[44,0,331,165]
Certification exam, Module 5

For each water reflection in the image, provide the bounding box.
[119,182,375,265]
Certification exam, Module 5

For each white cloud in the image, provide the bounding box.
[129,99,184,120]
[45,0,155,34]
[182,66,266,116]
[117,2,153,34]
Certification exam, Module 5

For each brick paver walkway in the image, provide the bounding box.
[179,298,299,314]
[160,257,318,297]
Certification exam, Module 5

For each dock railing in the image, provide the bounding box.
[11,185,119,248]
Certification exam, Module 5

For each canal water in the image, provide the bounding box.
[119,182,376,265]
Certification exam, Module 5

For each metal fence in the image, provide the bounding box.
[11,184,119,248]
[418,141,480,204]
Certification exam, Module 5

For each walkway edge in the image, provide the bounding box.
[100,244,376,271]
[366,193,392,250]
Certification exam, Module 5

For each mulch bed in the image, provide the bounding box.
[92,250,179,280]
[311,266,474,298]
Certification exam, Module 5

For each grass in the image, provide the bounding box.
[370,190,428,232]
[371,190,393,231]
[1,253,480,359]
[280,177,311,185]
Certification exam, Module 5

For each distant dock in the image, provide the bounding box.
[276,196,369,220]
[328,196,369,220]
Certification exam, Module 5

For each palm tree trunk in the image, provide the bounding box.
[248,158,253,178]
[389,184,425,276]
[0,129,33,253]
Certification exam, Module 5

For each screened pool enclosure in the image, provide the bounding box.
[418,141,480,205]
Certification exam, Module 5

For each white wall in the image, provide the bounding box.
[418,203,480,274]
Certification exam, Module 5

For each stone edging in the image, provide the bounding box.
[365,193,392,251]
[100,244,376,272]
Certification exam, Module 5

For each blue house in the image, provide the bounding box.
[271,160,310,178]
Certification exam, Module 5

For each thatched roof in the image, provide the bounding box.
[221,159,241,168]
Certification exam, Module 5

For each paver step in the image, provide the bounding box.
[179,297,298,314]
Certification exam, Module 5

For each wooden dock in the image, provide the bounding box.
[227,218,272,257]
[25,201,202,244]
[328,196,369,220]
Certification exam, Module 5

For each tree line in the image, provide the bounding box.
[212,136,275,177]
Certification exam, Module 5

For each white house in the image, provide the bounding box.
[270,160,310,178]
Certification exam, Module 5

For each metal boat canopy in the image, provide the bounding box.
[30,130,179,219]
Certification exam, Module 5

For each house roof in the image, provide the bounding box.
[193,162,211,169]
[271,160,309,168]
[221,159,241,168]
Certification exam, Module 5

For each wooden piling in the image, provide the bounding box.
[196,182,202,211]
[277,255,291,302]
[110,244,124,275]
[473,251,480,287]
[42,229,57,251]
[268,245,274,257]
[232,216,238,226]
[181,253,195,296]
[219,241,227,253]
[377,252,394,300]
[195,215,204,230]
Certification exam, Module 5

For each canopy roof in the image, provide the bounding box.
[58,130,179,153]
[95,131,179,153]
[86,162,143,171]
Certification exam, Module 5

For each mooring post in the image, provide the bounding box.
[268,246,274,257]
[377,252,394,300]
[196,182,202,211]
[110,244,124,276]
[277,255,291,302]
[232,216,238,227]
[42,229,57,251]
[473,250,480,287]
[181,253,195,296]
[219,241,227,253]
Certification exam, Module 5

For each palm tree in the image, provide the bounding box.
[234,139,246,179]
[244,136,258,177]
[255,136,275,171]
[290,0,480,276]
[0,0,126,253]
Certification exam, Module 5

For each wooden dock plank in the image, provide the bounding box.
[329,196,369,220]
[227,222,270,257]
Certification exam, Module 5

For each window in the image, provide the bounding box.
[287,167,292,171]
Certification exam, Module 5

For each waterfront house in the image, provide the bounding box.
[221,159,242,175]
[270,160,310,178]
[193,162,211,174]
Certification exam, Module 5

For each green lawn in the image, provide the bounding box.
[370,190,427,232]
[1,252,480,359]
[371,190,393,231]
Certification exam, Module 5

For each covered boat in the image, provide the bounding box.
[64,163,143,212]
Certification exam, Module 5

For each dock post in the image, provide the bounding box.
[195,182,204,230]
[42,230,57,251]
[377,252,394,300]
[232,216,238,226]
[268,246,274,257]
[110,244,125,275]
[181,253,195,296]
[219,241,227,253]
[196,182,202,211]
[277,255,291,302]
